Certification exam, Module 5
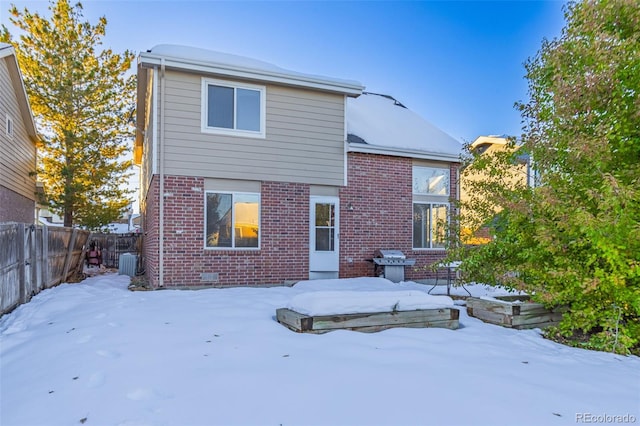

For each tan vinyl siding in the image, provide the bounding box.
[160,70,345,186]
[141,112,154,199]
[0,58,36,201]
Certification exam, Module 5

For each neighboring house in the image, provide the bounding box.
[38,204,141,233]
[135,45,462,288]
[0,43,38,223]
[103,213,141,234]
[37,206,63,227]
[459,135,535,243]
[460,135,535,203]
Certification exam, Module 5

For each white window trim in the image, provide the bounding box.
[201,78,266,139]
[412,201,449,250]
[204,190,261,250]
[6,115,13,137]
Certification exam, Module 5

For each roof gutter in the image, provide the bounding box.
[138,52,364,96]
[347,143,461,163]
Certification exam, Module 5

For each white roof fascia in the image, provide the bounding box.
[138,52,364,96]
[0,43,15,59]
[347,143,461,163]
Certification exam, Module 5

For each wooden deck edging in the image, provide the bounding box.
[276,307,459,334]
[466,296,565,329]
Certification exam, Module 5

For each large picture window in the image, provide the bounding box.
[413,203,448,249]
[206,192,260,249]
[202,79,265,137]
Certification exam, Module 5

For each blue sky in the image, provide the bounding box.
[1,0,567,144]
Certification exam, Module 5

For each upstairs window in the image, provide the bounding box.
[202,79,265,138]
[413,166,450,196]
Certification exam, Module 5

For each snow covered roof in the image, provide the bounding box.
[347,92,462,162]
[138,44,364,96]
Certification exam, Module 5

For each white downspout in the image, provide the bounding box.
[343,95,348,187]
[159,59,166,287]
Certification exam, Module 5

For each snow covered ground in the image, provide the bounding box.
[1,273,638,426]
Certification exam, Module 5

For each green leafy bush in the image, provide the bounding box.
[450,0,640,355]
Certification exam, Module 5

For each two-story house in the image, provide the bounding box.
[135,45,462,288]
[0,43,38,223]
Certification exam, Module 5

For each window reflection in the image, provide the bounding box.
[206,192,259,248]
[234,194,259,248]
[315,203,335,251]
[412,166,450,195]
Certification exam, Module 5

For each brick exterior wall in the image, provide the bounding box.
[339,153,454,281]
[143,176,309,287]
[141,176,160,287]
[0,185,35,223]
[142,154,459,287]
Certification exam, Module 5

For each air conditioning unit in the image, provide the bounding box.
[119,253,137,277]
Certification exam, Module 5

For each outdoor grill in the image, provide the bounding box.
[372,249,416,283]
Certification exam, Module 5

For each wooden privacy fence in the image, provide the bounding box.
[0,223,89,316]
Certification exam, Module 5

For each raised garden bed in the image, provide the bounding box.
[276,307,459,334]
[466,295,565,329]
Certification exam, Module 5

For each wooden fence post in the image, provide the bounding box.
[42,225,49,289]
[61,228,77,283]
[17,223,26,304]
[30,225,37,297]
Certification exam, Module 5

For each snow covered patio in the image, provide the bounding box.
[1,274,638,426]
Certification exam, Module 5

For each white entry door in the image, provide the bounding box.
[309,196,339,279]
